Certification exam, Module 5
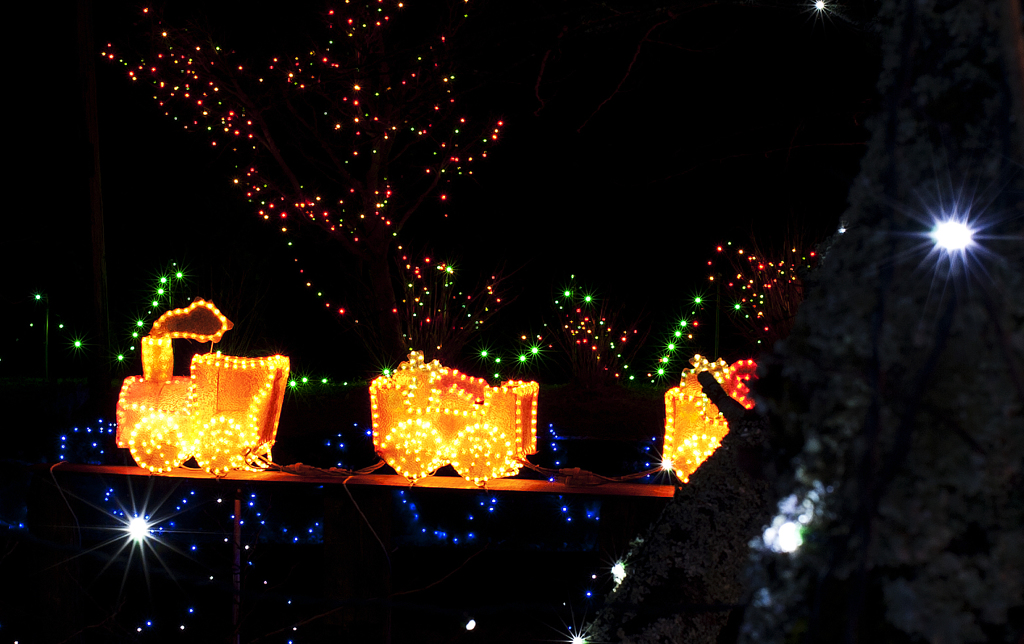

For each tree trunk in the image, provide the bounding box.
[587,1,1024,642]
[739,0,1024,642]
[364,243,406,365]
[587,375,774,644]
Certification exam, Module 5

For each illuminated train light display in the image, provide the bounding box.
[112,301,753,485]
[370,352,539,484]
[663,354,757,482]
[116,299,290,474]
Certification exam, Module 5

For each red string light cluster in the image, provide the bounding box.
[710,241,818,346]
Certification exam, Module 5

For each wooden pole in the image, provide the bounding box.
[44,299,49,382]
[76,0,111,398]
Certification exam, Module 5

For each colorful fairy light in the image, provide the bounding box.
[127,515,151,542]
[662,354,757,482]
[931,219,975,251]
[807,0,846,30]
[396,256,510,365]
[110,261,195,368]
[611,560,627,586]
[921,204,991,281]
[369,351,538,483]
[116,299,290,474]
[708,240,819,347]
[551,277,644,384]
[765,519,803,553]
[647,313,699,381]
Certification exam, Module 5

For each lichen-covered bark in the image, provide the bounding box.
[588,0,1023,642]
[586,374,774,644]
[739,0,1024,642]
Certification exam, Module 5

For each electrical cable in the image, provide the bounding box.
[260,454,665,487]
[49,462,82,543]
[341,476,392,574]
[251,452,665,487]
[518,458,666,486]
[266,458,386,477]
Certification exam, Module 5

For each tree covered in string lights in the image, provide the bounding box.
[106,1,504,364]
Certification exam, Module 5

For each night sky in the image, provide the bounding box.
[8,0,876,379]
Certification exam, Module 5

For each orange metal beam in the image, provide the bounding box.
[46,463,676,498]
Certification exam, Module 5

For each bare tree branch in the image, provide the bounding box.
[578,16,673,132]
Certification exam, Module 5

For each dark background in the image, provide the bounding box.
[2,2,883,642]
[5,0,875,382]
